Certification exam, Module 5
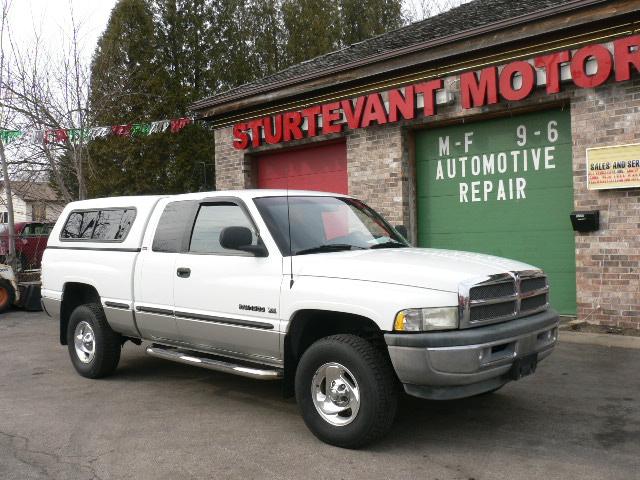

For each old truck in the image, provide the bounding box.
[41,190,559,448]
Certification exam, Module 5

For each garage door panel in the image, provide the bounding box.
[417,143,574,197]
[418,189,574,233]
[418,111,571,158]
[258,157,290,181]
[416,109,576,315]
[422,231,576,267]
[257,141,347,195]
[282,171,348,194]
[258,156,348,180]
[286,154,346,177]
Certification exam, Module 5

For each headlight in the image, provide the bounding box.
[394,307,459,332]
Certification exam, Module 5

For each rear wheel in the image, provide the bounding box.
[295,334,398,448]
[0,279,15,313]
[67,303,121,378]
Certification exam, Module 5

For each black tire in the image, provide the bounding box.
[66,303,121,378]
[0,279,15,313]
[295,334,398,448]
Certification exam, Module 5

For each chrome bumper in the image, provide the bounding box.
[385,309,559,400]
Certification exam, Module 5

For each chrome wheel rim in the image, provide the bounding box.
[311,362,360,427]
[74,321,96,364]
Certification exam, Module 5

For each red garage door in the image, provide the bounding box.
[256,141,348,194]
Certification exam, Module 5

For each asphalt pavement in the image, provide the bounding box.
[1,310,639,480]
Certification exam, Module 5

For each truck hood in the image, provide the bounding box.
[292,248,537,292]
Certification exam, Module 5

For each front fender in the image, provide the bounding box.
[280,275,458,332]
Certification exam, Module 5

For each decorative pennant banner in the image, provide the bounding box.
[88,126,111,140]
[44,129,69,144]
[170,117,192,133]
[149,120,170,134]
[131,123,152,136]
[0,130,23,145]
[111,124,133,137]
[1,116,196,146]
[25,130,44,144]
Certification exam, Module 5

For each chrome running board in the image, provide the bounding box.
[145,346,283,381]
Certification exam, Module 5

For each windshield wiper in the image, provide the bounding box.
[369,241,409,249]
[294,244,364,256]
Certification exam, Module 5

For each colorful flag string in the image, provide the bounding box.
[0,116,196,146]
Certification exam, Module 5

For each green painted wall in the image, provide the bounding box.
[416,109,576,314]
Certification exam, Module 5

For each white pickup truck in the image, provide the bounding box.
[41,190,558,448]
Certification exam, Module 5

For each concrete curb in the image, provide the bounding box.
[559,330,640,349]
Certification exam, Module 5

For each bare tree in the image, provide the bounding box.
[0,2,94,203]
[0,0,18,270]
[404,0,472,22]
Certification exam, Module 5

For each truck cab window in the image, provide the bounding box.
[152,201,196,252]
[189,204,256,254]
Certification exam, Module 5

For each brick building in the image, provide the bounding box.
[192,0,640,328]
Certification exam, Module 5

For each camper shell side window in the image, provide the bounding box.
[60,208,137,242]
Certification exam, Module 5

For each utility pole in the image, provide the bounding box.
[0,141,16,270]
[0,1,16,270]
[199,162,213,191]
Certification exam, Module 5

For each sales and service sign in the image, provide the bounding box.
[587,144,640,190]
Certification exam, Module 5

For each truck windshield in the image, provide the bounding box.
[253,196,408,256]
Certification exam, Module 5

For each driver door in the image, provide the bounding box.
[172,200,282,364]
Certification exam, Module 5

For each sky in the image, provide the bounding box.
[7,0,467,62]
[7,0,118,61]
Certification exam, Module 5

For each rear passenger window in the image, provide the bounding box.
[60,209,136,241]
[152,201,196,252]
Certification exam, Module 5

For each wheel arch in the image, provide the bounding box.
[283,309,387,396]
[60,282,101,345]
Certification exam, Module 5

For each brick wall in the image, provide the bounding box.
[571,80,640,329]
[214,126,253,190]
[213,77,640,328]
[346,124,408,226]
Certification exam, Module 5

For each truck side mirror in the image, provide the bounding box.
[395,225,408,240]
[219,226,268,257]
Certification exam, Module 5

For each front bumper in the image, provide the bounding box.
[385,309,559,400]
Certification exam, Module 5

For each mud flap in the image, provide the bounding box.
[17,283,42,311]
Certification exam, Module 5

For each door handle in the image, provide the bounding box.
[176,267,191,278]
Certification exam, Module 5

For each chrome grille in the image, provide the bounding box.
[459,271,549,328]
[469,282,516,300]
[521,276,547,293]
[521,294,548,312]
[469,301,517,322]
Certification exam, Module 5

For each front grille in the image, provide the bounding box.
[521,294,547,312]
[521,276,547,293]
[460,272,549,328]
[470,281,515,300]
[470,301,517,321]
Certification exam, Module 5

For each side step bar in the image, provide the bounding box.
[145,346,283,381]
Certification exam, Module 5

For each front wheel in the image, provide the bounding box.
[67,303,121,378]
[295,334,398,448]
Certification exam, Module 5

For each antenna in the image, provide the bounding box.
[286,186,294,288]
